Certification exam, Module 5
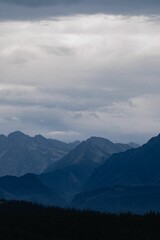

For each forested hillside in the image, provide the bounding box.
[0,200,160,240]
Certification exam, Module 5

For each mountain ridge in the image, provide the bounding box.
[0,173,67,206]
[40,136,137,201]
[45,136,137,172]
[72,133,160,212]
[0,131,80,177]
[84,133,160,191]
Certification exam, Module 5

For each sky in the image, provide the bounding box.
[0,0,160,144]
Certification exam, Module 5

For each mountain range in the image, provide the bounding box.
[0,173,66,206]
[39,136,135,200]
[2,130,156,212]
[84,134,160,190]
[0,131,80,177]
[72,134,160,213]
[0,132,137,205]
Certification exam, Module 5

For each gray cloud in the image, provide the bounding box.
[41,45,75,56]
[0,0,59,7]
[0,0,84,7]
[0,14,160,143]
[0,0,160,20]
[0,0,159,9]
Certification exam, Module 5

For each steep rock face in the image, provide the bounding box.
[40,137,134,201]
[0,131,79,177]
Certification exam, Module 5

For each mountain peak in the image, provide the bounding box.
[34,134,47,143]
[86,136,114,147]
[0,134,7,140]
[87,136,111,142]
[46,136,133,173]
[146,133,160,146]
[7,131,30,141]
[84,133,160,191]
[0,131,80,177]
[8,131,26,137]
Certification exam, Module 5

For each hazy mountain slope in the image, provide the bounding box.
[84,134,160,191]
[127,142,140,148]
[40,137,135,201]
[0,173,66,206]
[71,134,160,213]
[0,131,80,177]
[72,186,160,213]
[46,137,134,172]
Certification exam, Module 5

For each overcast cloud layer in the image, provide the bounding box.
[0,1,160,143]
[0,0,160,20]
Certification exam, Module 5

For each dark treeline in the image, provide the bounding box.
[0,200,160,240]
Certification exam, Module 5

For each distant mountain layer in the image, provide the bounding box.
[46,137,136,172]
[84,134,160,191]
[72,186,160,213]
[72,134,160,213]
[40,137,136,201]
[0,173,66,207]
[0,131,80,177]
[0,132,140,208]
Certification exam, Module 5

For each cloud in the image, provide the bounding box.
[0,15,160,143]
[41,45,75,56]
[1,48,39,64]
[0,0,160,20]
[0,0,160,10]
[0,0,58,7]
[47,130,80,142]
